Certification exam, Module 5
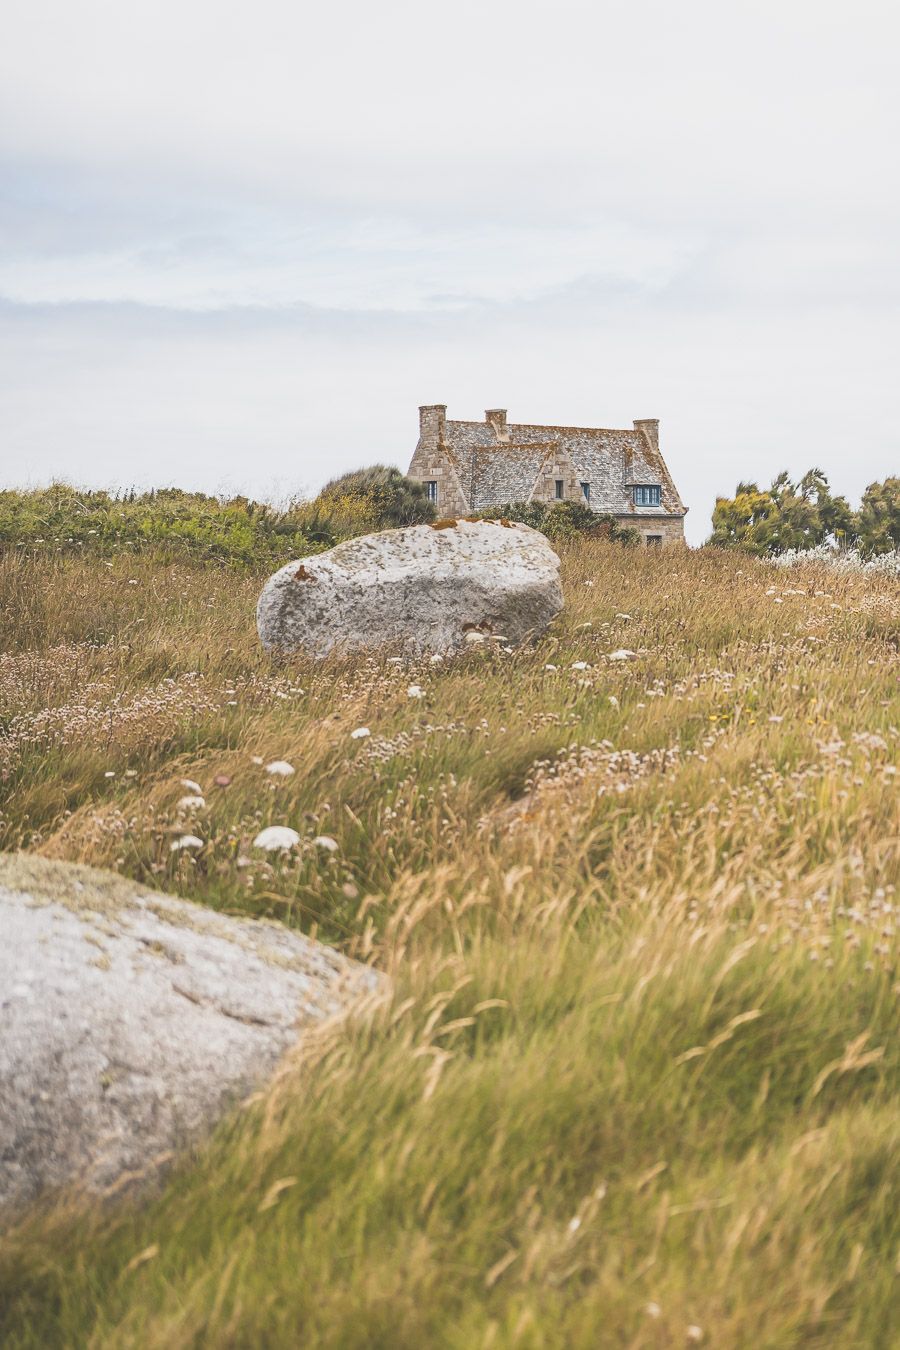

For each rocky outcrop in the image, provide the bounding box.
[0,854,382,1219]
[256,518,563,657]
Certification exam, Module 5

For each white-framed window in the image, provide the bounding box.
[555,479,564,499]
[425,480,438,503]
[580,481,590,501]
[633,485,661,507]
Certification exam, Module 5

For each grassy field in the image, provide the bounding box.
[0,539,898,1347]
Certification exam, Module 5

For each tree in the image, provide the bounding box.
[710,470,853,554]
[856,477,900,555]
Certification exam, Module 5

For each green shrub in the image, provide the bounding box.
[0,485,318,568]
[476,499,639,544]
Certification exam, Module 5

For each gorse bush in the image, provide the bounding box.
[301,465,436,542]
[0,485,319,567]
[474,499,641,544]
[0,473,439,565]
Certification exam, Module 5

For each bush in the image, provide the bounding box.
[475,500,640,544]
[313,465,436,532]
[0,485,319,568]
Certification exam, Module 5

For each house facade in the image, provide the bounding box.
[407,405,687,546]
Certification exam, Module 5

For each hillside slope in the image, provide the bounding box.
[0,541,898,1347]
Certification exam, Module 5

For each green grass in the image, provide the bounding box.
[0,538,898,1347]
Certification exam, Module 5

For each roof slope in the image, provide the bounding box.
[441,419,685,516]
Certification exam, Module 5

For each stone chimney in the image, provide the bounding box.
[485,408,507,433]
[419,404,447,446]
[633,418,660,453]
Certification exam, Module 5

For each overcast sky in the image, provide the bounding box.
[1,0,897,542]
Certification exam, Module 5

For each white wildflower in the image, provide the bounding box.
[265,760,295,777]
[170,834,203,852]
[253,826,300,851]
[350,727,371,740]
[176,795,206,812]
[407,684,425,699]
[608,649,636,661]
[180,778,203,794]
[312,835,339,852]
[571,661,591,671]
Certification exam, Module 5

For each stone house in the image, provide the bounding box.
[407,405,687,546]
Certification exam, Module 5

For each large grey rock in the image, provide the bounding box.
[256,518,563,656]
[0,854,382,1219]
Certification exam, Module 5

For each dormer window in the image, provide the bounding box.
[580,481,590,501]
[633,485,661,507]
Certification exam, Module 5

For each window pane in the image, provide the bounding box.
[555,480,564,499]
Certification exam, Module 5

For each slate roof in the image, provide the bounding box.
[441,419,686,516]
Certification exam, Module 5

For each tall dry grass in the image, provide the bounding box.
[0,540,898,1347]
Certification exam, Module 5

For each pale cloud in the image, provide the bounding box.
[0,0,897,542]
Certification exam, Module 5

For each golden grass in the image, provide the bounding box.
[0,540,898,1347]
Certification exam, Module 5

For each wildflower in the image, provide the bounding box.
[687,1328,704,1343]
[608,649,636,661]
[170,834,203,852]
[181,778,203,794]
[571,661,590,671]
[351,727,371,740]
[608,695,619,708]
[464,631,486,645]
[312,835,339,852]
[544,663,558,671]
[104,770,116,778]
[429,654,443,665]
[214,774,232,788]
[252,826,300,851]
[407,684,425,699]
[176,795,206,811]
[265,760,295,777]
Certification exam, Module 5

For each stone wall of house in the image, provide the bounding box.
[407,446,470,517]
[620,515,686,547]
[529,447,583,506]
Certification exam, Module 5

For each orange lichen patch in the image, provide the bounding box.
[430,519,459,530]
[462,620,494,633]
[499,518,512,527]
[293,565,317,582]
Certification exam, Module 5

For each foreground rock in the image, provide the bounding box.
[0,854,382,1218]
[257,518,563,657]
